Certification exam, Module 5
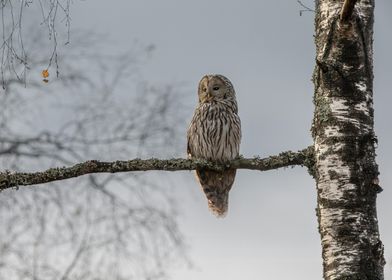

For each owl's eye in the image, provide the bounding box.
[212,86,220,91]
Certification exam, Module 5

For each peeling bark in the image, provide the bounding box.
[312,0,384,279]
[340,0,359,22]
[0,146,314,190]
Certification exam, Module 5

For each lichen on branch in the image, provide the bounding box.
[0,146,314,190]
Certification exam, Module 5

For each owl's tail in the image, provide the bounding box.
[206,190,229,217]
[196,169,236,217]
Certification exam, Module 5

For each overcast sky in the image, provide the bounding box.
[49,1,392,279]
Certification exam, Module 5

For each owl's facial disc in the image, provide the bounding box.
[199,76,225,103]
[199,79,212,103]
[200,84,213,103]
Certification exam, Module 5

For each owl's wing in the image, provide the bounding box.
[187,114,197,158]
[186,127,193,158]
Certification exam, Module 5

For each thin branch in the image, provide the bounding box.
[0,146,314,190]
[297,0,315,16]
[340,0,358,22]
[58,224,89,280]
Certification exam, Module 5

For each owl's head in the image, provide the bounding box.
[197,74,236,104]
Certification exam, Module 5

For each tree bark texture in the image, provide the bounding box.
[312,1,384,279]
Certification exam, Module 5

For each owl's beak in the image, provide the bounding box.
[203,92,213,103]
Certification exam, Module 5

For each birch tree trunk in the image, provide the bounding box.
[312,0,385,279]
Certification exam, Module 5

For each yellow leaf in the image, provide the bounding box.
[42,69,49,78]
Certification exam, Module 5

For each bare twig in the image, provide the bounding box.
[0,31,188,279]
[0,146,315,190]
[0,0,72,87]
[340,0,358,22]
[297,0,315,16]
[58,225,89,280]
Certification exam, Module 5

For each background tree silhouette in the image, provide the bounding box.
[0,26,188,279]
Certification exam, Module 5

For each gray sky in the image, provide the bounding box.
[67,1,392,279]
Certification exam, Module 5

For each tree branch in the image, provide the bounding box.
[0,146,314,190]
[340,0,358,22]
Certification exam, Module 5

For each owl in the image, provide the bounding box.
[187,74,241,217]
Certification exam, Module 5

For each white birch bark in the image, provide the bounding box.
[312,0,384,279]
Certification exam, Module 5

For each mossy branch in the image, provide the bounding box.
[0,146,314,190]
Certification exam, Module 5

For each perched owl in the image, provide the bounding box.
[187,74,241,217]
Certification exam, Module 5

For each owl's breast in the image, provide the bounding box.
[188,104,241,162]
